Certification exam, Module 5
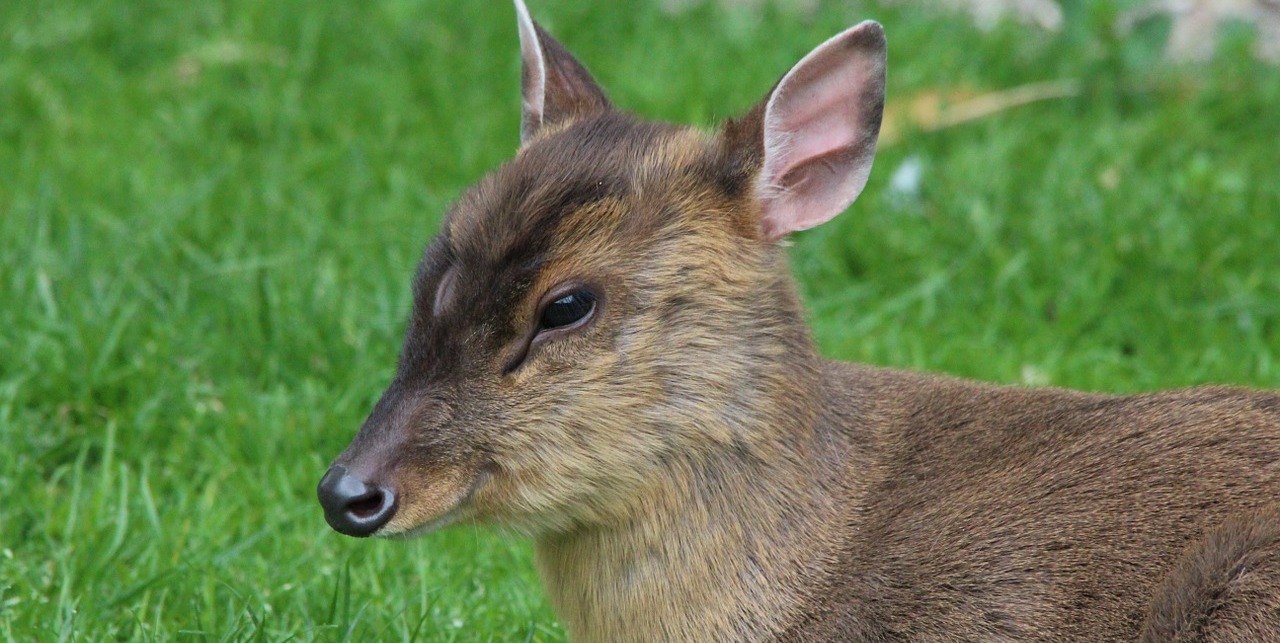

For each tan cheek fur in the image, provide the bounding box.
[469,133,783,535]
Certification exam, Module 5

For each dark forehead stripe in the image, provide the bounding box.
[459,113,679,261]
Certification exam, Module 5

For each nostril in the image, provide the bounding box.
[317,466,399,537]
[347,489,385,519]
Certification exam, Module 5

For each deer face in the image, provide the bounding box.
[318,0,885,539]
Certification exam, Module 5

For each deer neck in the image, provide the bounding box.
[534,341,856,642]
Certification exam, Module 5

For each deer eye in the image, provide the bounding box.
[538,290,596,330]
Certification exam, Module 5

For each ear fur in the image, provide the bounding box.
[737,21,888,241]
[515,0,611,144]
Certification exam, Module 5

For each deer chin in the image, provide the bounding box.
[377,465,491,539]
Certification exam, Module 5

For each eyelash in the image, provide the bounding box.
[502,284,602,374]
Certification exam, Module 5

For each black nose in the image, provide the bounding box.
[317,465,398,537]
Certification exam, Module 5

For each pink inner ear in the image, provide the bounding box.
[758,21,886,241]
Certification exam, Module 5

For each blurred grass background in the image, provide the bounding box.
[2,0,1278,639]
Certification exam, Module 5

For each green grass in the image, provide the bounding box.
[2,0,1278,639]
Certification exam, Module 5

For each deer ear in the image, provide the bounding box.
[515,0,611,144]
[749,21,887,241]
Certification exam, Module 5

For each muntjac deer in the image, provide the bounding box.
[318,2,1280,640]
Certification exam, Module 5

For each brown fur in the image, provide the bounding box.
[321,14,1280,642]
